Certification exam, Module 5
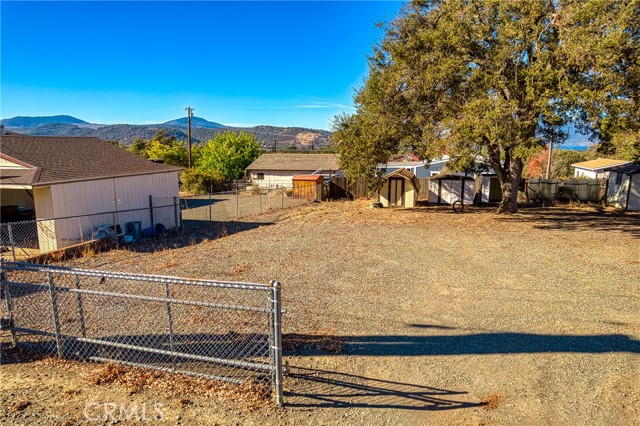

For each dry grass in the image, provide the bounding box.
[482,394,505,410]
[83,362,271,408]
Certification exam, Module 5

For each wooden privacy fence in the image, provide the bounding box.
[328,177,369,199]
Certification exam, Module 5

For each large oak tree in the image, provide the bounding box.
[333,0,639,212]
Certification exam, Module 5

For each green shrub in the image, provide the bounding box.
[180,169,223,194]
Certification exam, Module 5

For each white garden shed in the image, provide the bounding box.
[1,135,182,252]
[606,164,640,211]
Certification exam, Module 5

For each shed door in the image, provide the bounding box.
[388,178,405,206]
[628,174,640,211]
[489,177,502,202]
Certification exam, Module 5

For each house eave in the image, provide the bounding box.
[30,168,184,187]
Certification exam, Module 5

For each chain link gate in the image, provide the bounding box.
[0,261,284,405]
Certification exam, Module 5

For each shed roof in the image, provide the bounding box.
[292,174,324,182]
[382,168,420,191]
[607,163,640,174]
[0,135,183,187]
[246,153,340,172]
[571,158,633,171]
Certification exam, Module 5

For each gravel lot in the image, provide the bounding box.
[2,201,639,425]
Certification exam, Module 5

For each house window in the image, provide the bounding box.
[256,173,264,180]
[615,172,623,185]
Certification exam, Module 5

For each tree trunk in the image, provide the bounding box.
[497,157,523,213]
[485,142,523,214]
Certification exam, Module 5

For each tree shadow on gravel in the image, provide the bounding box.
[284,366,484,410]
[494,208,640,238]
[304,332,640,356]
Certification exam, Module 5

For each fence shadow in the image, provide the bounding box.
[304,332,640,356]
[126,220,273,253]
[285,366,484,410]
[495,208,640,238]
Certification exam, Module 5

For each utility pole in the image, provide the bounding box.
[185,106,194,168]
[545,137,553,179]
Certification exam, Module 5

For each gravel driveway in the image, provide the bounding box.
[2,201,639,425]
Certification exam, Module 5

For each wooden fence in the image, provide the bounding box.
[328,177,370,199]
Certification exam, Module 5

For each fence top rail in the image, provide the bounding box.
[0,261,273,292]
[0,203,178,226]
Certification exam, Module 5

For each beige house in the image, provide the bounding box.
[246,153,342,188]
[572,158,633,179]
[1,134,182,251]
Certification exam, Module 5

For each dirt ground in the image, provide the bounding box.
[2,201,639,426]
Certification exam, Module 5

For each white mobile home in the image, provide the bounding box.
[572,158,633,179]
[246,153,342,188]
[1,135,182,251]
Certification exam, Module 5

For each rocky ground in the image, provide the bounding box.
[2,201,639,425]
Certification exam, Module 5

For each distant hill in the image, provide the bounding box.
[1,115,88,127]
[162,116,223,129]
[1,115,332,150]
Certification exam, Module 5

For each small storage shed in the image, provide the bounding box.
[292,175,324,201]
[606,164,640,211]
[478,174,503,204]
[427,174,475,205]
[378,168,420,208]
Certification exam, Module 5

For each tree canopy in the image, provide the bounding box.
[196,131,261,181]
[333,0,639,212]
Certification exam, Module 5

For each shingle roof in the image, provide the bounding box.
[0,135,182,187]
[571,158,632,171]
[246,153,340,172]
[382,168,420,191]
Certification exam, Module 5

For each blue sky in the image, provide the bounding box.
[1,1,405,130]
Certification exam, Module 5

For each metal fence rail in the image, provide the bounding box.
[0,198,181,261]
[180,182,321,224]
[0,261,284,404]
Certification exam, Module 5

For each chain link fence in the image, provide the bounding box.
[0,261,284,404]
[1,198,181,261]
[180,182,322,224]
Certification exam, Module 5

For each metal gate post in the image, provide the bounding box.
[235,187,240,218]
[74,274,87,338]
[174,197,181,229]
[164,282,176,371]
[208,191,212,222]
[1,269,17,345]
[47,272,64,358]
[149,195,155,227]
[8,224,16,262]
[270,280,283,405]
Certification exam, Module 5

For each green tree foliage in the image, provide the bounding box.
[553,150,588,178]
[146,139,189,167]
[196,131,261,181]
[559,1,639,161]
[334,0,638,212]
[129,137,149,157]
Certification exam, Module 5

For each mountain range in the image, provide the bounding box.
[0,115,332,150]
